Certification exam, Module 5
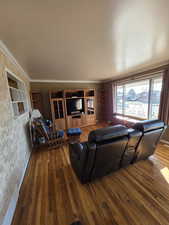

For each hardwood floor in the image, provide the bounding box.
[12,124,169,225]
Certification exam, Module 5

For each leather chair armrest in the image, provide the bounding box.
[69,142,97,183]
[69,142,87,160]
[86,142,96,151]
[69,142,89,181]
[121,129,142,167]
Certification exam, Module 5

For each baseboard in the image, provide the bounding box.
[2,153,31,225]
[160,139,169,146]
[2,187,19,225]
[18,154,31,190]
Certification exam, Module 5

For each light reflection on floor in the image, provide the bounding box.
[160,167,169,183]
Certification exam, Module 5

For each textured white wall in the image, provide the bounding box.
[0,49,31,225]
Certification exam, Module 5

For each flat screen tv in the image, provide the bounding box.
[66,98,84,115]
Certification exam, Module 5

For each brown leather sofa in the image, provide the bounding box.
[69,120,165,183]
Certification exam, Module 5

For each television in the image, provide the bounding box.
[66,98,84,115]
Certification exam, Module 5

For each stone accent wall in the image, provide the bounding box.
[0,49,31,224]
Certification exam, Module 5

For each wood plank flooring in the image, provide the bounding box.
[12,124,169,225]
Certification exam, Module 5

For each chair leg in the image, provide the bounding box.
[47,138,65,149]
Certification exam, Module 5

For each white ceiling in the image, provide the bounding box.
[1,0,169,81]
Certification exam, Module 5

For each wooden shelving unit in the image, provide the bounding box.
[49,90,66,130]
[7,72,28,117]
[49,89,96,130]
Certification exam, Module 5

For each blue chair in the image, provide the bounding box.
[31,118,65,148]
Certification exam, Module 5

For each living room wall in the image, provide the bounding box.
[0,45,31,225]
[31,82,104,122]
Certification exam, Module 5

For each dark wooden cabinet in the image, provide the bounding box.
[50,89,96,129]
[31,92,43,114]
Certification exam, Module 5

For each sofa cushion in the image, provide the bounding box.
[88,125,128,143]
[134,120,164,132]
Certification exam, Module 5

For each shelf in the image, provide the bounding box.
[51,98,64,101]
[85,96,95,99]
[66,97,84,99]
[50,90,64,99]
[85,89,95,97]
[12,101,25,103]
[72,115,81,119]
[65,90,84,98]
[9,86,18,90]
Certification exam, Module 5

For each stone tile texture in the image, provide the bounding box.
[0,50,31,225]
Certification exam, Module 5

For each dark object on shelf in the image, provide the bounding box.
[66,98,84,116]
[69,120,166,183]
[31,116,65,149]
[86,89,94,97]
[8,76,18,88]
[51,90,63,98]
[65,90,84,98]
[18,102,25,114]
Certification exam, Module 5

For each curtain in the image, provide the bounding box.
[103,82,115,122]
[159,69,169,124]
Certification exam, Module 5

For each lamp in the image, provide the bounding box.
[31,109,42,119]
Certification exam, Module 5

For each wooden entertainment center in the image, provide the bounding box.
[49,89,96,130]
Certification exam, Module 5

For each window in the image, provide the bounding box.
[7,70,28,118]
[115,75,163,120]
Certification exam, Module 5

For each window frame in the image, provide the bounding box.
[114,74,163,120]
[5,68,29,119]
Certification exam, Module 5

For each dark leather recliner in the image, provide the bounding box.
[69,120,165,183]
[133,120,165,162]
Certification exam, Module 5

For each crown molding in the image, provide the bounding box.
[30,79,102,83]
[103,60,169,83]
[0,40,31,81]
